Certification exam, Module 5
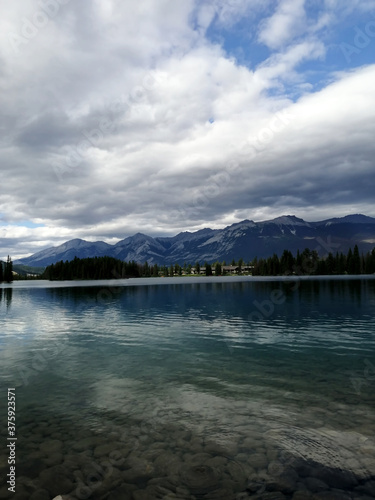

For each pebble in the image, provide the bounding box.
[206,456,228,468]
[265,475,297,495]
[132,490,156,500]
[39,465,75,497]
[242,437,263,450]
[311,491,352,500]
[122,463,155,484]
[311,468,358,490]
[248,492,287,499]
[355,480,375,497]
[153,452,182,476]
[40,439,63,454]
[266,448,279,461]
[184,452,213,465]
[305,476,331,493]
[89,466,124,498]
[204,487,235,499]
[205,440,238,457]
[292,492,314,500]
[30,490,50,500]
[106,483,137,499]
[72,436,103,452]
[43,452,64,466]
[17,456,45,478]
[247,453,269,470]
[93,442,121,458]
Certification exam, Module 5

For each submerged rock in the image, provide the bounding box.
[40,439,63,454]
[39,465,75,497]
[30,489,50,500]
[181,464,220,494]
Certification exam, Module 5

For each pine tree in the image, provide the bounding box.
[370,248,375,274]
[296,249,302,268]
[0,260,3,282]
[326,252,335,275]
[352,245,361,274]
[338,252,346,274]
[205,262,212,276]
[347,248,354,274]
[143,261,150,277]
[4,256,13,283]
[215,262,222,276]
[280,250,294,274]
[369,248,375,274]
[316,258,327,275]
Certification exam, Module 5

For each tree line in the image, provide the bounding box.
[42,257,241,280]
[0,256,13,283]
[42,257,219,280]
[42,256,141,280]
[252,246,375,276]
[38,245,375,281]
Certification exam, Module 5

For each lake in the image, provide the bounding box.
[0,276,375,499]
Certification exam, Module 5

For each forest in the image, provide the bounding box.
[39,245,375,280]
[42,256,140,280]
[252,245,375,276]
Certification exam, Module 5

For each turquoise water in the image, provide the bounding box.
[0,277,375,499]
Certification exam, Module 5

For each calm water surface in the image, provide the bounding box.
[0,276,375,499]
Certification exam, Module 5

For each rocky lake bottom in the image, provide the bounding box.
[1,397,375,500]
[0,277,374,499]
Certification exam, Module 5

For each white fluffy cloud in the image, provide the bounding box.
[258,0,307,50]
[0,0,374,260]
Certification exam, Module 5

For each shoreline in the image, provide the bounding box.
[2,273,375,289]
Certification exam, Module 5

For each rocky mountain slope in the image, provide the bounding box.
[15,214,375,267]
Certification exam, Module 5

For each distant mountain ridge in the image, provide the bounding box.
[15,214,375,267]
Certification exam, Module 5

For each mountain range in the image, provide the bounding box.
[15,214,375,268]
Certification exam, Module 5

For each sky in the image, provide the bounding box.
[1,0,375,260]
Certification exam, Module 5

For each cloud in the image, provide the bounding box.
[255,39,326,91]
[258,0,307,50]
[0,0,374,260]
[207,0,267,29]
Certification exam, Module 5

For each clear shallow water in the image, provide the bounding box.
[0,277,375,499]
